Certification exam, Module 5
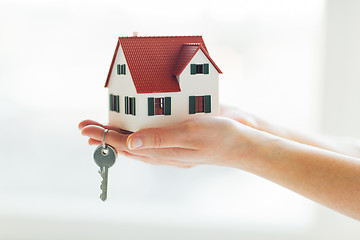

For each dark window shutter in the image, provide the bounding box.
[125,96,129,114]
[117,64,120,75]
[148,97,154,116]
[190,64,196,75]
[189,96,196,114]
[164,97,171,115]
[204,95,211,113]
[204,63,209,74]
[124,64,126,75]
[109,94,113,111]
[132,97,136,116]
[116,95,120,112]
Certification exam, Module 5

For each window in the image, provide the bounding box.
[124,96,135,115]
[190,63,209,75]
[148,97,171,116]
[109,94,120,113]
[189,95,211,114]
[196,64,203,74]
[155,98,165,115]
[195,96,204,113]
[117,64,126,75]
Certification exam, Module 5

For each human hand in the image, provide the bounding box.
[126,116,276,170]
[220,105,260,129]
[79,117,275,170]
[78,119,195,168]
[220,105,288,139]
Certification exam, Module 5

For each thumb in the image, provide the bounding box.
[126,126,189,150]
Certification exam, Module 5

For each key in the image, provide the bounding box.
[93,144,117,201]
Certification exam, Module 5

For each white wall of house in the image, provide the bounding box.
[178,49,220,116]
[108,43,138,131]
[136,92,181,130]
[108,46,220,132]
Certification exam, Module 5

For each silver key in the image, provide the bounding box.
[93,129,117,201]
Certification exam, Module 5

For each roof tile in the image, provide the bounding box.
[105,36,221,93]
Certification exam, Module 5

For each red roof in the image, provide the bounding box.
[105,36,222,93]
[173,43,223,76]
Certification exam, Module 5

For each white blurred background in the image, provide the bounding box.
[1,0,360,239]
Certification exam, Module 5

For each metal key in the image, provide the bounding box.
[93,129,117,201]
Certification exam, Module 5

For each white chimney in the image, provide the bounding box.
[133,31,138,37]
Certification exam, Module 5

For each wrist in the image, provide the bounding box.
[256,117,289,139]
[231,127,285,175]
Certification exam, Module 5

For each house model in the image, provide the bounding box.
[104,34,222,132]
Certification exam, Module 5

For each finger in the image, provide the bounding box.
[88,138,130,157]
[88,137,195,167]
[123,151,195,168]
[127,147,198,164]
[78,119,133,134]
[81,125,129,151]
[84,126,197,168]
[122,152,162,165]
[88,138,102,145]
[126,123,197,150]
[79,120,106,130]
[86,138,197,168]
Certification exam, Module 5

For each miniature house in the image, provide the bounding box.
[104,35,222,132]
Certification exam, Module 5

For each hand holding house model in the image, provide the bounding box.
[105,34,222,132]
[80,34,360,219]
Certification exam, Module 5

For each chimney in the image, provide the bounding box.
[133,31,138,37]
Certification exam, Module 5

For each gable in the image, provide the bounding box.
[107,43,137,95]
[173,43,222,76]
[104,36,221,93]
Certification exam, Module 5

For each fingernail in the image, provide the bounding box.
[129,137,142,149]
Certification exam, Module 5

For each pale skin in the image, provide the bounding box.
[79,105,360,220]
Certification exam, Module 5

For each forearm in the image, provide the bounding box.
[237,134,360,220]
[256,117,360,158]
[221,106,360,157]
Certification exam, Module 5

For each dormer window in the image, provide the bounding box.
[191,63,209,75]
[117,64,126,75]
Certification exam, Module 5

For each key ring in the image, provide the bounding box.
[103,129,109,149]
